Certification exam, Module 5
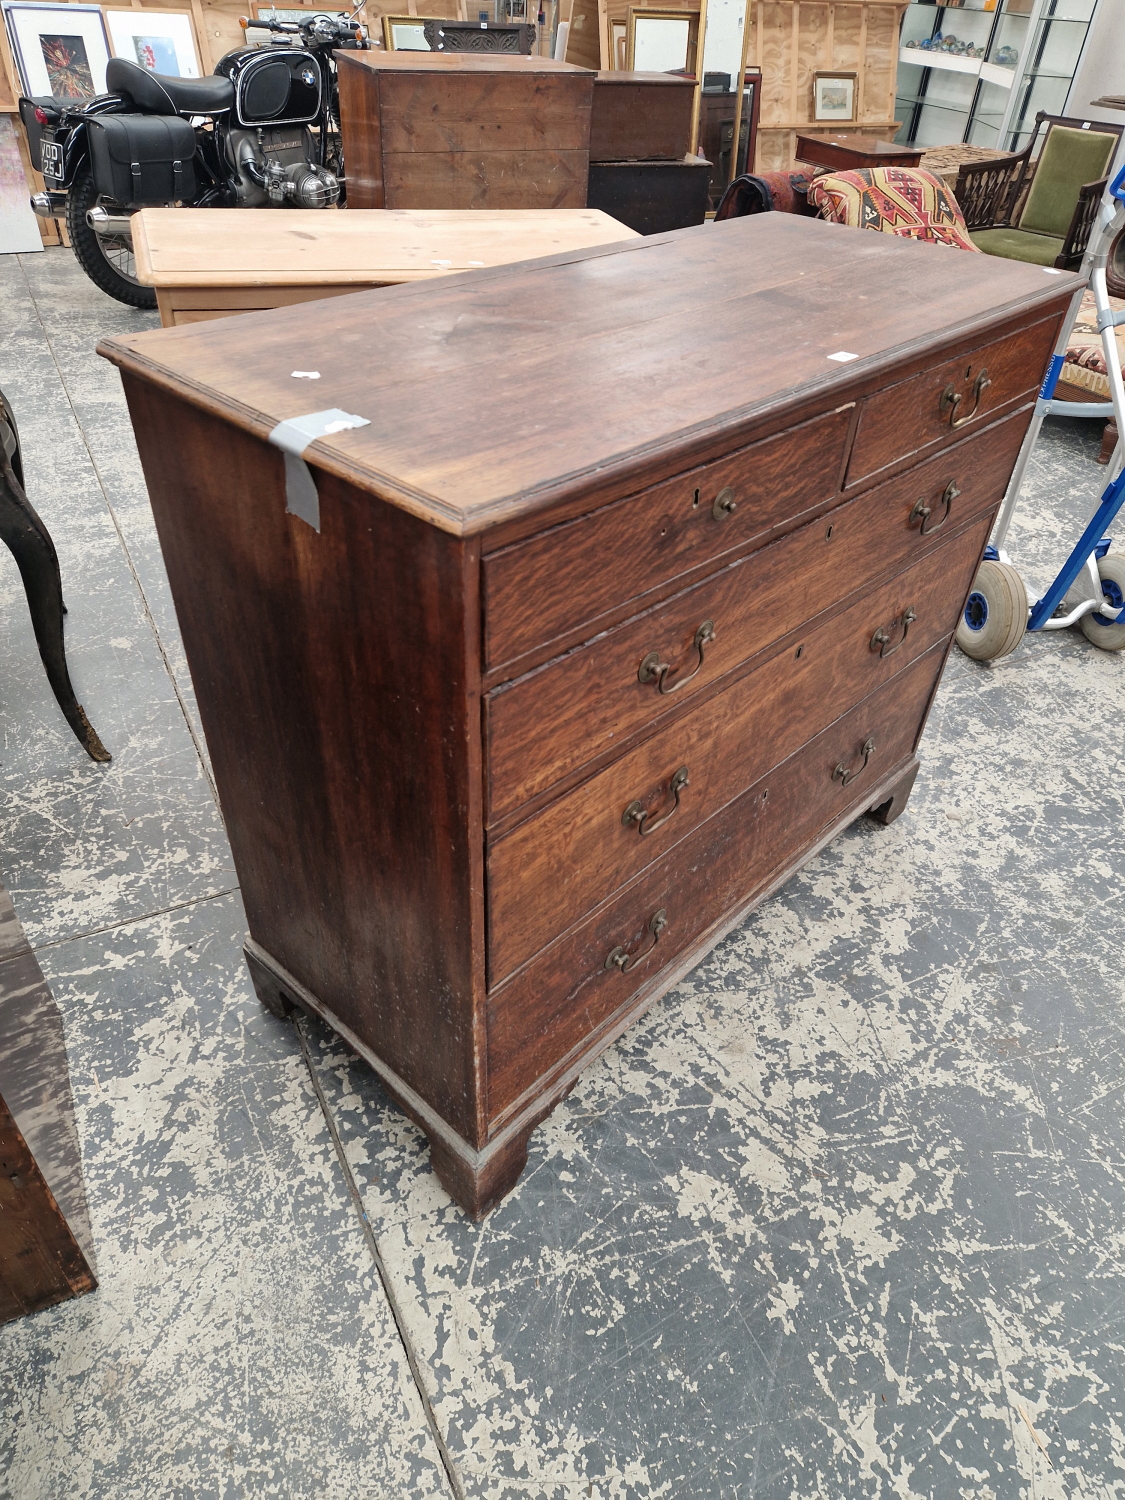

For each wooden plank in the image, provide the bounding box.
[789,0,800,123]
[856,1,867,119]
[132,207,637,286]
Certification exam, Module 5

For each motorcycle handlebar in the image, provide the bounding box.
[239,12,363,34]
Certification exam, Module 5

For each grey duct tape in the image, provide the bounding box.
[267,408,371,532]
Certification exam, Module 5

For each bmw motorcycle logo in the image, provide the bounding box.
[301,68,316,86]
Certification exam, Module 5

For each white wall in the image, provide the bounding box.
[1065,0,1125,124]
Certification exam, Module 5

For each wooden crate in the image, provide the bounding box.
[747,0,906,173]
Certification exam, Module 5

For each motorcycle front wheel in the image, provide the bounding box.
[66,164,156,310]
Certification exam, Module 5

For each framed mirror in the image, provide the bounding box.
[625,7,698,73]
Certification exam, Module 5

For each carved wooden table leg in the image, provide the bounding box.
[0,392,110,763]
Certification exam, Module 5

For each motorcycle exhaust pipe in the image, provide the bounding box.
[86,205,135,237]
[30,191,66,217]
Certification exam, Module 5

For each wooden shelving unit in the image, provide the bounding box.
[746,0,906,171]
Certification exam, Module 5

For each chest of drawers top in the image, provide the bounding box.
[99,214,1076,543]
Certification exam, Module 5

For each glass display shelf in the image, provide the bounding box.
[896,0,1101,150]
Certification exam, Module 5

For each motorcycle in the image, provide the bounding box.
[18,9,367,309]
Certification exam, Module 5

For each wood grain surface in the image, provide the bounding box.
[486,515,992,982]
[486,644,949,1121]
[117,379,489,1146]
[132,208,638,288]
[484,410,1027,821]
[337,48,594,212]
[97,215,1077,537]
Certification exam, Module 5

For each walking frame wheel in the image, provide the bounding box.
[1080,552,1125,650]
[955,559,1028,661]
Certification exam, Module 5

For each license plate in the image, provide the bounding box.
[40,140,62,175]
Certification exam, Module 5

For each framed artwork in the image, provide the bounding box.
[2,1,111,97]
[104,8,201,77]
[381,14,432,49]
[813,70,857,122]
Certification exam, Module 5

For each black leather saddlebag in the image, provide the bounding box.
[87,114,196,205]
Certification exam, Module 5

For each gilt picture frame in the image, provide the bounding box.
[2,1,110,98]
[813,70,857,122]
[381,13,438,49]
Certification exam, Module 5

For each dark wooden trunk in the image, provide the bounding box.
[336,50,594,211]
[99,215,1075,1216]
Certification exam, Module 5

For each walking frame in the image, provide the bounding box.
[956,161,1125,660]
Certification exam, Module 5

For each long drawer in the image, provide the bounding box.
[486,408,1026,821]
[486,643,948,1124]
[482,405,854,669]
[845,313,1058,488]
[487,515,990,984]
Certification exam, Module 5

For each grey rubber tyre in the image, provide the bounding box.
[955,560,1028,661]
[1079,553,1125,650]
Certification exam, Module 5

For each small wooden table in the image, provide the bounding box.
[795,133,923,171]
[132,207,638,327]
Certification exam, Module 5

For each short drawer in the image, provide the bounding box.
[845,312,1059,488]
[486,643,947,1124]
[486,407,1026,821]
[482,405,854,669]
[486,514,989,983]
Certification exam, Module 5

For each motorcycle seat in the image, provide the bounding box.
[105,58,233,115]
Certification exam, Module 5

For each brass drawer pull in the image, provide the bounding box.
[833,736,876,786]
[604,908,667,973]
[711,486,737,521]
[638,620,715,695]
[939,369,991,429]
[910,481,959,535]
[870,606,916,659]
[623,766,689,836]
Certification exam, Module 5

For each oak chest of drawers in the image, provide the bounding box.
[99,215,1074,1216]
[336,50,594,211]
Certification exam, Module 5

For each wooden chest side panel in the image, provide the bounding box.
[378,73,594,155]
[337,58,385,209]
[382,150,591,211]
[119,377,485,1143]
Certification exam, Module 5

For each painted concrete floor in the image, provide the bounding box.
[2,247,1125,1500]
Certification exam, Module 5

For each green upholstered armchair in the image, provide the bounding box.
[955,112,1123,270]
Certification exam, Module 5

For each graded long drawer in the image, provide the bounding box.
[486,514,990,984]
[845,313,1058,487]
[486,408,1026,821]
[486,643,948,1124]
[483,405,853,668]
